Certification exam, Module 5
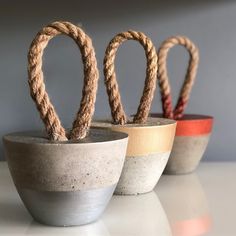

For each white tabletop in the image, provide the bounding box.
[0,162,235,236]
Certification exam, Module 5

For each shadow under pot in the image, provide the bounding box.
[93,118,176,195]
[151,114,213,174]
[3,129,128,226]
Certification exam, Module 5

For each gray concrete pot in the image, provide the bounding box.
[3,129,128,226]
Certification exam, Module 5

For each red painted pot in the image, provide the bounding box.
[150,114,213,174]
[155,35,214,174]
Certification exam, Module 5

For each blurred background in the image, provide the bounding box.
[0,0,235,161]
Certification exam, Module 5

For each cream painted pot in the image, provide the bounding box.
[3,129,128,226]
[93,118,176,195]
[150,114,213,174]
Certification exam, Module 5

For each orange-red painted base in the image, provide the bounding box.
[150,114,213,136]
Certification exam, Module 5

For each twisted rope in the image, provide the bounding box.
[104,31,158,125]
[158,35,199,119]
[28,21,99,141]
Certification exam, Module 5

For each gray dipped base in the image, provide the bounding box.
[17,184,116,226]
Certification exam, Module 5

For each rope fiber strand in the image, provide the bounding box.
[158,35,199,119]
[28,21,99,141]
[103,30,158,125]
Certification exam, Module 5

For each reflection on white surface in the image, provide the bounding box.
[103,191,172,236]
[0,201,32,235]
[25,220,110,236]
[0,166,32,235]
[156,173,212,236]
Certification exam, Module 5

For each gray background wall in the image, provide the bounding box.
[0,0,235,161]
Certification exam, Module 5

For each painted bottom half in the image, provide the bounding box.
[17,184,117,226]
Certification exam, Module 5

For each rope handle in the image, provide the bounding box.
[158,35,199,119]
[103,31,158,125]
[28,21,99,141]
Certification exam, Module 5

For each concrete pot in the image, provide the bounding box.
[156,36,213,174]
[3,128,128,226]
[157,173,211,236]
[92,117,176,195]
[150,114,213,174]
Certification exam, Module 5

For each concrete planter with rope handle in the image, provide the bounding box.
[150,36,213,174]
[92,31,176,195]
[3,21,128,226]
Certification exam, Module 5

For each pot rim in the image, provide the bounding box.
[92,117,176,129]
[149,113,213,121]
[3,128,128,146]
[149,113,213,136]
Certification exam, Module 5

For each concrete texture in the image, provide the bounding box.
[3,129,128,191]
[115,152,170,195]
[0,0,235,162]
[164,134,211,174]
[17,184,116,226]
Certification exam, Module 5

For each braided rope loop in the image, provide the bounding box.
[28,21,99,141]
[158,36,199,119]
[104,31,158,125]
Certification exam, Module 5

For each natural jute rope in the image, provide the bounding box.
[28,21,99,141]
[104,31,158,125]
[158,35,199,119]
